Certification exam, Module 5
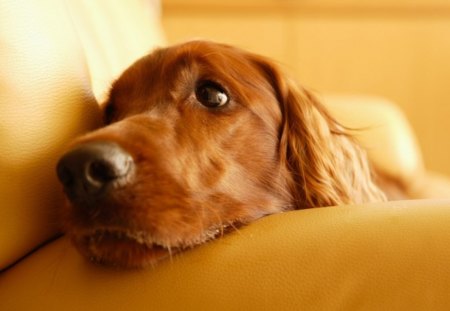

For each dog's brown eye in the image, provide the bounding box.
[195,82,229,108]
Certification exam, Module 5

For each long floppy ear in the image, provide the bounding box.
[254,58,386,208]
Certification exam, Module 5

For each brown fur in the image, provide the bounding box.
[60,41,386,268]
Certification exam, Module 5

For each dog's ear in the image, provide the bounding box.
[252,57,386,208]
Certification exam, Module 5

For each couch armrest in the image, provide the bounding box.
[323,95,424,182]
[407,171,450,199]
[2,199,450,310]
[0,0,165,270]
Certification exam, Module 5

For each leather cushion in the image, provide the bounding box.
[1,200,450,310]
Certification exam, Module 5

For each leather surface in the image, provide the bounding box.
[407,171,450,199]
[0,0,101,269]
[66,0,165,102]
[2,200,450,310]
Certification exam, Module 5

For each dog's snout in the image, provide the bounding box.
[57,141,133,201]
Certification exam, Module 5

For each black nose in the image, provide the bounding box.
[56,141,133,202]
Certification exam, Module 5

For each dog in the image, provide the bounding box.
[57,40,388,268]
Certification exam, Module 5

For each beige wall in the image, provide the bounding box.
[162,0,450,176]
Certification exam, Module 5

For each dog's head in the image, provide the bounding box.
[57,41,384,268]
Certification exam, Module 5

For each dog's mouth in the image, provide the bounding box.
[72,228,180,268]
[71,225,230,268]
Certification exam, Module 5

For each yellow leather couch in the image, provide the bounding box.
[1,1,450,310]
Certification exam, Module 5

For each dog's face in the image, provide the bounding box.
[57,41,385,268]
[57,41,291,268]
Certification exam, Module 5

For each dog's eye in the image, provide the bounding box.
[195,82,229,108]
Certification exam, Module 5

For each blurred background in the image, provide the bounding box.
[162,0,450,177]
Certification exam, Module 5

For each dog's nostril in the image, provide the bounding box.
[86,156,132,188]
[88,160,116,183]
[56,141,134,200]
[84,160,115,192]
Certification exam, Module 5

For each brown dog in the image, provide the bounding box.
[57,40,386,268]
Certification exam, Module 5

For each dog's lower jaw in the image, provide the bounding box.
[70,224,231,269]
[72,232,171,269]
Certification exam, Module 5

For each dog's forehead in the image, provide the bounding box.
[113,42,264,94]
[120,42,250,76]
[153,42,267,84]
[107,41,280,119]
[103,41,282,134]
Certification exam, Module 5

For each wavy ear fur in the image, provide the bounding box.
[253,57,386,208]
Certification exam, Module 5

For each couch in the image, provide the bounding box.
[1,1,450,310]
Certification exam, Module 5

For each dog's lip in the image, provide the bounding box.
[83,228,174,250]
[72,223,234,268]
[83,225,227,249]
[73,227,178,267]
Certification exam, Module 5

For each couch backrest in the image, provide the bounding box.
[0,0,165,270]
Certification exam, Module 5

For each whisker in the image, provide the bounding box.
[166,242,174,264]
[203,203,225,236]
[226,220,243,237]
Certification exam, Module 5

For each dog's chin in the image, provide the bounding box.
[71,228,179,269]
[68,221,236,268]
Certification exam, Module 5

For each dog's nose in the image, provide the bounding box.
[56,142,133,202]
